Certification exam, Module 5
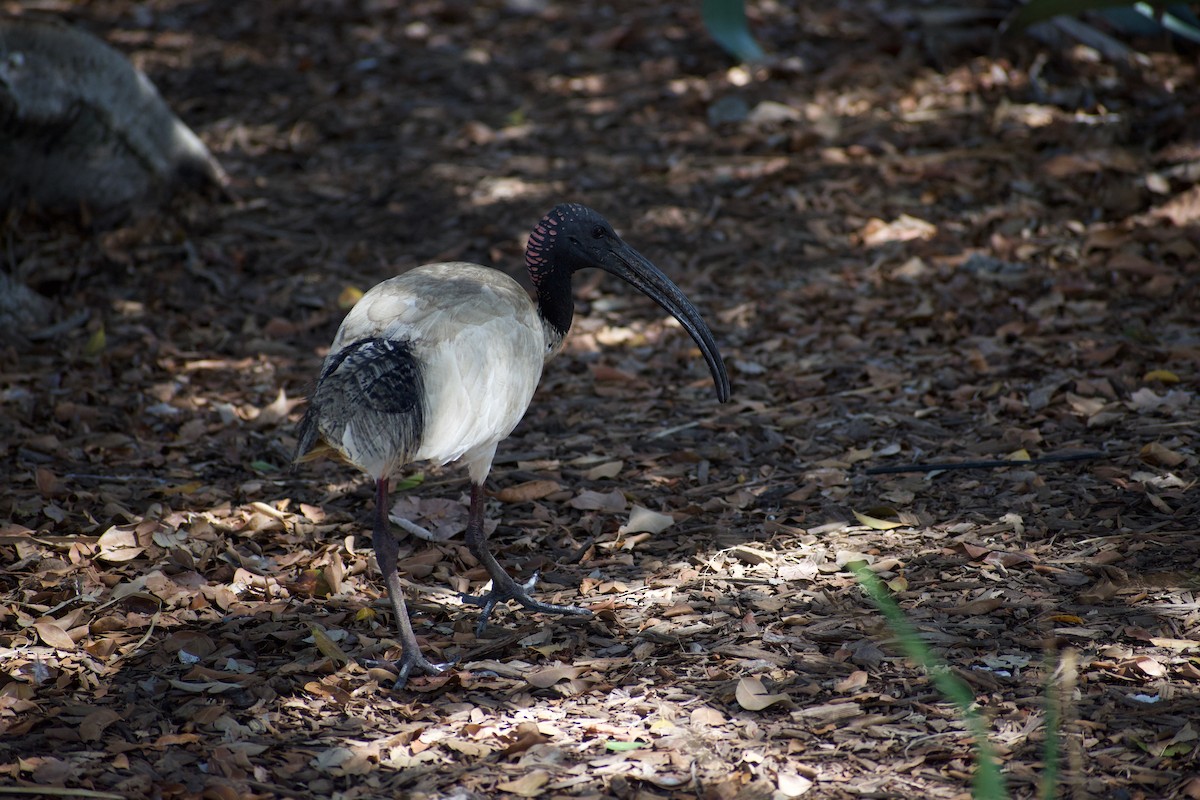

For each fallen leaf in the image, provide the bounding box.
[1143,369,1180,384]
[83,325,107,357]
[853,509,903,530]
[79,708,121,742]
[338,286,363,309]
[1127,387,1190,413]
[731,545,775,565]
[778,771,814,797]
[585,460,623,480]
[496,480,562,503]
[1148,637,1200,652]
[861,214,937,245]
[690,706,726,727]
[253,387,304,427]
[1140,442,1185,467]
[1129,656,1167,678]
[495,770,550,796]
[835,670,869,693]
[34,620,76,650]
[95,525,145,562]
[499,723,549,757]
[309,625,352,666]
[526,664,585,688]
[569,489,626,512]
[604,740,646,752]
[735,676,792,711]
[618,505,674,535]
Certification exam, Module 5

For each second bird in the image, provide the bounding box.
[296,203,731,686]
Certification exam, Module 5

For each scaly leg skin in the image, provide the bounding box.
[366,477,455,688]
[460,482,593,637]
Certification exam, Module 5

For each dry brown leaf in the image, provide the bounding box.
[861,214,937,245]
[690,706,726,727]
[526,664,585,688]
[731,545,775,565]
[1140,442,1185,467]
[79,708,122,742]
[253,387,303,427]
[735,676,792,711]
[496,770,550,796]
[835,670,869,693]
[309,625,352,666]
[1149,638,1200,651]
[1129,656,1167,678]
[95,525,145,562]
[1127,387,1190,414]
[498,723,551,758]
[568,489,626,512]
[852,509,903,530]
[617,505,674,535]
[496,479,562,503]
[778,771,814,798]
[304,681,353,706]
[34,620,76,650]
[585,460,623,480]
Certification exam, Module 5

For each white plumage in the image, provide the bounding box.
[323,262,546,483]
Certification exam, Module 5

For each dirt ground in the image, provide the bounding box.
[1,0,1199,798]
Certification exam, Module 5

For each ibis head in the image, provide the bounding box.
[526,204,731,403]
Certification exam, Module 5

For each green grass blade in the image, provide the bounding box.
[701,0,766,63]
[1041,652,1062,800]
[849,561,1009,800]
[1134,3,1200,44]
[1010,0,1160,29]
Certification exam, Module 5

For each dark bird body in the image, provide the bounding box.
[0,17,224,220]
[296,204,729,685]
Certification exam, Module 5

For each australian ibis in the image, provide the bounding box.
[296,203,730,686]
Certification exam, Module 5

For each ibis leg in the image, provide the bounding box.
[460,482,593,636]
[367,477,454,688]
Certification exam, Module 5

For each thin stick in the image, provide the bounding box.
[864,450,1105,476]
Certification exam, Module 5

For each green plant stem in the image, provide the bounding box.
[850,561,1008,800]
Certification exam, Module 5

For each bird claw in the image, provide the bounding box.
[461,570,593,637]
[361,652,458,690]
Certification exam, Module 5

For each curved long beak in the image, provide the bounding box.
[602,240,731,403]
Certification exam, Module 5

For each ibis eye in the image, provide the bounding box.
[591,225,606,239]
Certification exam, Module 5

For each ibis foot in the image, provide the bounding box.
[362,651,457,690]
[461,570,593,637]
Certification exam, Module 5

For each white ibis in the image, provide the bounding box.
[296,203,730,686]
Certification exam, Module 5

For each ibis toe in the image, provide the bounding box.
[462,571,593,637]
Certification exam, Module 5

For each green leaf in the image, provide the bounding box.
[249,460,279,473]
[1011,0,1157,29]
[604,741,645,752]
[392,471,425,492]
[701,0,765,63]
[83,325,107,358]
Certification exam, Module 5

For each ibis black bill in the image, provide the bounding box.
[603,240,731,403]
